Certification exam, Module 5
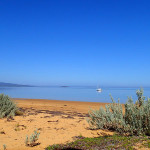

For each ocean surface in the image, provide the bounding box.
[0,86,150,103]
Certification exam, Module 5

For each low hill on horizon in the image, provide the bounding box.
[0,82,31,87]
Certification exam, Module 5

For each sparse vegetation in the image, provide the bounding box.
[46,135,150,150]
[14,123,20,131]
[15,109,24,116]
[25,129,40,147]
[3,144,7,150]
[14,123,27,131]
[87,89,150,135]
[0,94,18,119]
[46,89,150,150]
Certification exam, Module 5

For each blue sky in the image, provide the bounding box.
[0,0,150,87]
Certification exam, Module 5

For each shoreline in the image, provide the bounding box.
[12,97,109,103]
[12,98,110,115]
[12,97,109,104]
[12,98,125,115]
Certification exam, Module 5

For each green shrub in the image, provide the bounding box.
[3,144,6,150]
[87,88,150,135]
[0,94,18,118]
[25,129,40,147]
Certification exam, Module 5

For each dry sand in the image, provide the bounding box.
[0,99,114,150]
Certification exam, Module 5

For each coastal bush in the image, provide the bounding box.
[0,93,18,118]
[87,89,150,135]
[25,129,40,147]
[3,144,6,150]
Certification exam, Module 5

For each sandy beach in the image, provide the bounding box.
[0,98,114,150]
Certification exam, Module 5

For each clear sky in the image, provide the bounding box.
[0,0,150,87]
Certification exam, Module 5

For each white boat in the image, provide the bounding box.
[96,88,102,92]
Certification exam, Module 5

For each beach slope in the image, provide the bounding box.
[0,99,113,150]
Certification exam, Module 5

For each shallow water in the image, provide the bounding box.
[0,86,150,103]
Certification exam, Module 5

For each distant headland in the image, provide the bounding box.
[0,82,32,87]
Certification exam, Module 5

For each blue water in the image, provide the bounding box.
[0,86,150,103]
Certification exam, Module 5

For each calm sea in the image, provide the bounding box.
[0,86,150,103]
